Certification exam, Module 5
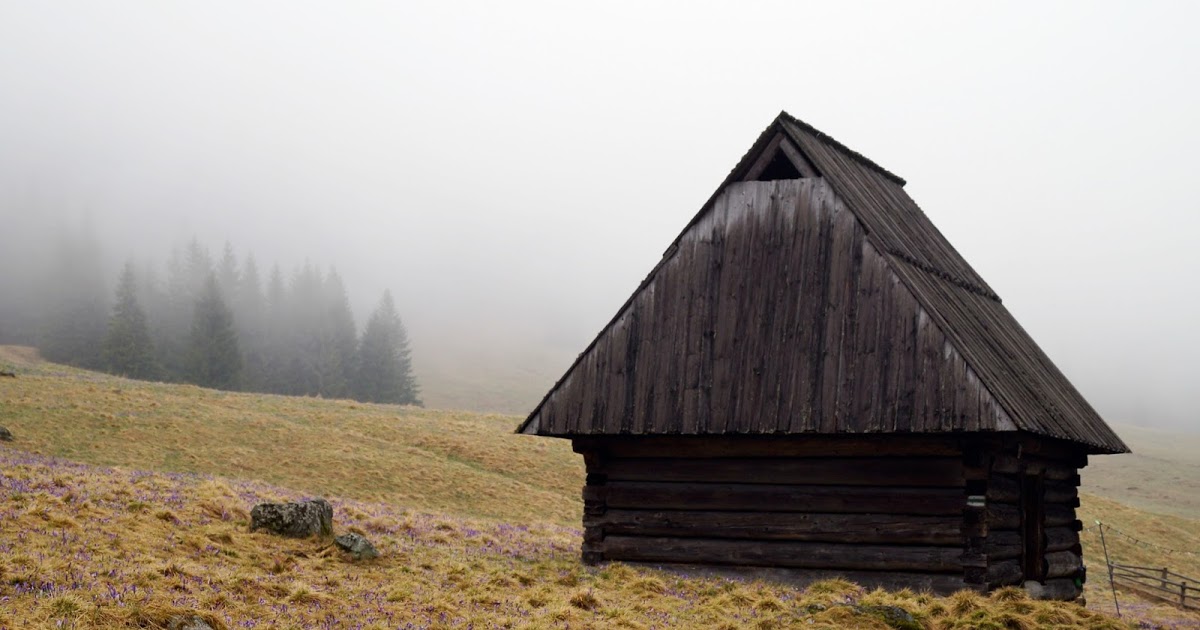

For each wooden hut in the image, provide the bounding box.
[516,112,1128,599]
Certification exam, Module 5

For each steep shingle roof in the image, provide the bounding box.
[518,112,1128,455]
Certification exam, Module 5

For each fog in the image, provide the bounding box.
[1,2,1196,428]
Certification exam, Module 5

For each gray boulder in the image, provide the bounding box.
[0,426,12,441]
[250,498,333,538]
[335,532,379,560]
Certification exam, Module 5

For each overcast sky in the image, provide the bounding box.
[1,1,1196,428]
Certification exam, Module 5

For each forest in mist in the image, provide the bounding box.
[1,3,1198,429]
[0,226,421,406]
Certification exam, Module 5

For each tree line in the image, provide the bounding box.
[23,235,420,406]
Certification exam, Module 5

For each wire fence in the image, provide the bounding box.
[1107,562,1199,611]
[1082,522,1199,557]
[1093,520,1200,614]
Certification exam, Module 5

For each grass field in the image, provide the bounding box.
[1082,423,1200,520]
[1,346,1198,628]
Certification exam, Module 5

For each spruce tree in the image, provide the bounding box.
[354,290,421,405]
[315,268,357,398]
[235,254,267,391]
[102,262,160,379]
[217,242,240,301]
[186,275,242,390]
[39,224,109,368]
[261,264,289,393]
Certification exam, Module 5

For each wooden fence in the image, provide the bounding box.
[1108,562,1199,610]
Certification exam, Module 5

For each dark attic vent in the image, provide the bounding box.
[753,150,804,181]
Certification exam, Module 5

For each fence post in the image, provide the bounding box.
[1182,581,1187,607]
[1097,521,1120,617]
[1161,568,1169,592]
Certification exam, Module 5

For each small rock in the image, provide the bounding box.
[0,426,12,441]
[167,615,213,630]
[250,498,333,538]
[335,532,379,560]
[852,604,920,630]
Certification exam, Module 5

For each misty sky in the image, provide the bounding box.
[1,2,1197,428]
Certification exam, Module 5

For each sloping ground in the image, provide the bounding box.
[1082,423,1200,519]
[1078,493,1200,624]
[2,347,1198,627]
[0,446,1133,629]
[0,346,582,525]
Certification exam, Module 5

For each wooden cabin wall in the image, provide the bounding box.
[966,438,1086,600]
[532,178,1013,439]
[576,436,971,594]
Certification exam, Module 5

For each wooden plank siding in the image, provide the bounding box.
[518,112,1126,456]
[529,178,1010,438]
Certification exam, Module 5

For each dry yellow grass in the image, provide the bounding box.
[0,346,582,525]
[3,346,1197,628]
[0,446,1141,629]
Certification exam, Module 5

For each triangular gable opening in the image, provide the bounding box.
[742,132,819,182]
[755,151,803,180]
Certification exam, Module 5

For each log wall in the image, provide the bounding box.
[576,436,971,593]
[966,437,1087,600]
[576,435,1088,600]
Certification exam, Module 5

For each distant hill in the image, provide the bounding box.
[1082,423,1200,519]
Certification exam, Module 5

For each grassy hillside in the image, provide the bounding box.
[0,346,582,526]
[0,445,1134,629]
[2,346,1198,628]
[1082,423,1200,520]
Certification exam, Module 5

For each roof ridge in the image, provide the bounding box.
[778,111,907,186]
[884,248,1002,302]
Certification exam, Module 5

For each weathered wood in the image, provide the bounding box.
[1025,578,1082,601]
[582,527,604,544]
[602,456,965,486]
[602,536,962,572]
[987,503,1020,529]
[987,560,1023,587]
[986,474,1020,503]
[741,132,788,182]
[1045,504,1076,527]
[992,455,1077,480]
[586,510,960,544]
[1044,480,1078,503]
[1044,551,1083,579]
[581,435,964,459]
[1045,527,1080,553]
[603,481,965,515]
[983,531,1022,560]
[519,117,1129,456]
[581,542,603,565]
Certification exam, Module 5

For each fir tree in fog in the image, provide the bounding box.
[186,274,241,390]
[355,290,421,406]
[217,242,240,303]
[38,225,109,369]
[102,262,160,380]
[234,254,268,391]
[0,228,421,404]
[315,268,358,398]
[261,263,289,393]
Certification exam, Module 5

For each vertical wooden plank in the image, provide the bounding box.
[835,214,865,431]
[872,264,898,432]
[851,240,883,432]
[805,184,837,432]
[891,283,918,432]
[773,180,807,432]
